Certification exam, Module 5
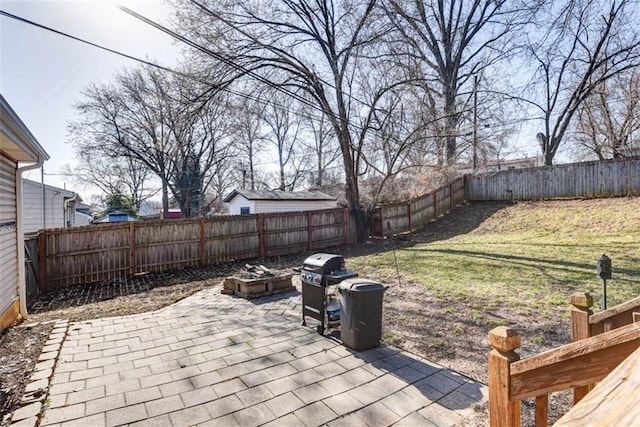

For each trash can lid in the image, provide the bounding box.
[338,278,387,292]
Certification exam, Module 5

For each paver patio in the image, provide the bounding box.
[11,285,487,427]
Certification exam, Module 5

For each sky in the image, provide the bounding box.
[1,0,181,195]
[1,0,553,203]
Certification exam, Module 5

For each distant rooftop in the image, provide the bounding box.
[224,189,336,203]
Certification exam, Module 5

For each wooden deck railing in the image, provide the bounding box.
[570,292,640,402]
[488,293,640,427]
[555,345,640,426]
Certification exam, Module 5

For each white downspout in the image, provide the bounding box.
[64,193,78,226]
[16,156,45,318]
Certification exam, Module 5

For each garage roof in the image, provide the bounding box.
[224,189,336,203]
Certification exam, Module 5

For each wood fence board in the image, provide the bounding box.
[39,208,350,291]
[467,158,640,201]
[204,215,260,263]
[45,224,130,287]
[135,220,201,272]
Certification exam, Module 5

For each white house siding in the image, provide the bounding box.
[22,179,75,233]
[75,211,92,226]
[227,196,256,215]
[254,199,337,213]
[0,154,18,320]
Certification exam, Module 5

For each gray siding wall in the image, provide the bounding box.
[0,154,18,317]
[22,179,74,233]
[254,200,337,213]
[227,195,337,215]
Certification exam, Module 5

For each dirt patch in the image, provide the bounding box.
[2,200,615,425]
[0,322,53,426]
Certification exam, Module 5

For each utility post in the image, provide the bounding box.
[472,74,478,171]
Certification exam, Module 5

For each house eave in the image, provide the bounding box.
[0,95,49,162]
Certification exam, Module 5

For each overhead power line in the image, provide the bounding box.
[0,8,331,124]
[0,10,192,80]
[118,6,325,114]
[1,7,504,144]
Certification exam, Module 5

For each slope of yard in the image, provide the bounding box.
[364,198,640,369]
[354,197,640,425]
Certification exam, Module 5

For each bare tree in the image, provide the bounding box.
[385,0,534,165]
[573,69,640,159]
[69,72,176,216]
[171,0,394,240]
[359,84,432,206]
[259,90,311,191]
[69,65,235,217]
[300,103,342,189]
[523,0,640,165]
[233,93,267,190]
[61,153,159,211]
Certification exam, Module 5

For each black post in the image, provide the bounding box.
[597,254,612,311]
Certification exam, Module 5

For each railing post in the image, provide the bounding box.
[571,292,593,405]
[489,326,521,427]
[571,292,593,340]
[570,292,594,404]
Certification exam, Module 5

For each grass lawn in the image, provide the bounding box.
[354,197,640,321]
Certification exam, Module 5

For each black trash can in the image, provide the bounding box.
[338,279,388,351]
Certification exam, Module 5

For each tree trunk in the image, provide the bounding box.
[161,178,169,219]
[444,90,458,164]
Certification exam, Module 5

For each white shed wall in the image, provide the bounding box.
[227,196,256,215]
[0,154,18,317]
[253,199,337,213]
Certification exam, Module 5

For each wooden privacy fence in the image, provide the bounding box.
[466,157,640,201]
[488,292,640,426]
[370,177,465,237]
[24,235,39,306]
[38,208,351,292]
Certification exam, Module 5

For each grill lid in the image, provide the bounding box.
[302,253,345,273]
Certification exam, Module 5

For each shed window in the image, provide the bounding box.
[240,207,250,215]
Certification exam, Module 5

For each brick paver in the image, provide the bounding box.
[12,284,487,426]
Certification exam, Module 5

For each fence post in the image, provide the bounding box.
[129,223,136,275]
[407,202,412,233]
[38,230,48,293]
[344,208,350,245]
[307,211,313,251]
[200,218,206,267]
[449,182,453,212]
[433,192,437,219]
[258,214,265,257]
[571,291,594,403]
[488,326,521,427]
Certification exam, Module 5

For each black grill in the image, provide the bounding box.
[301,253,357,334]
